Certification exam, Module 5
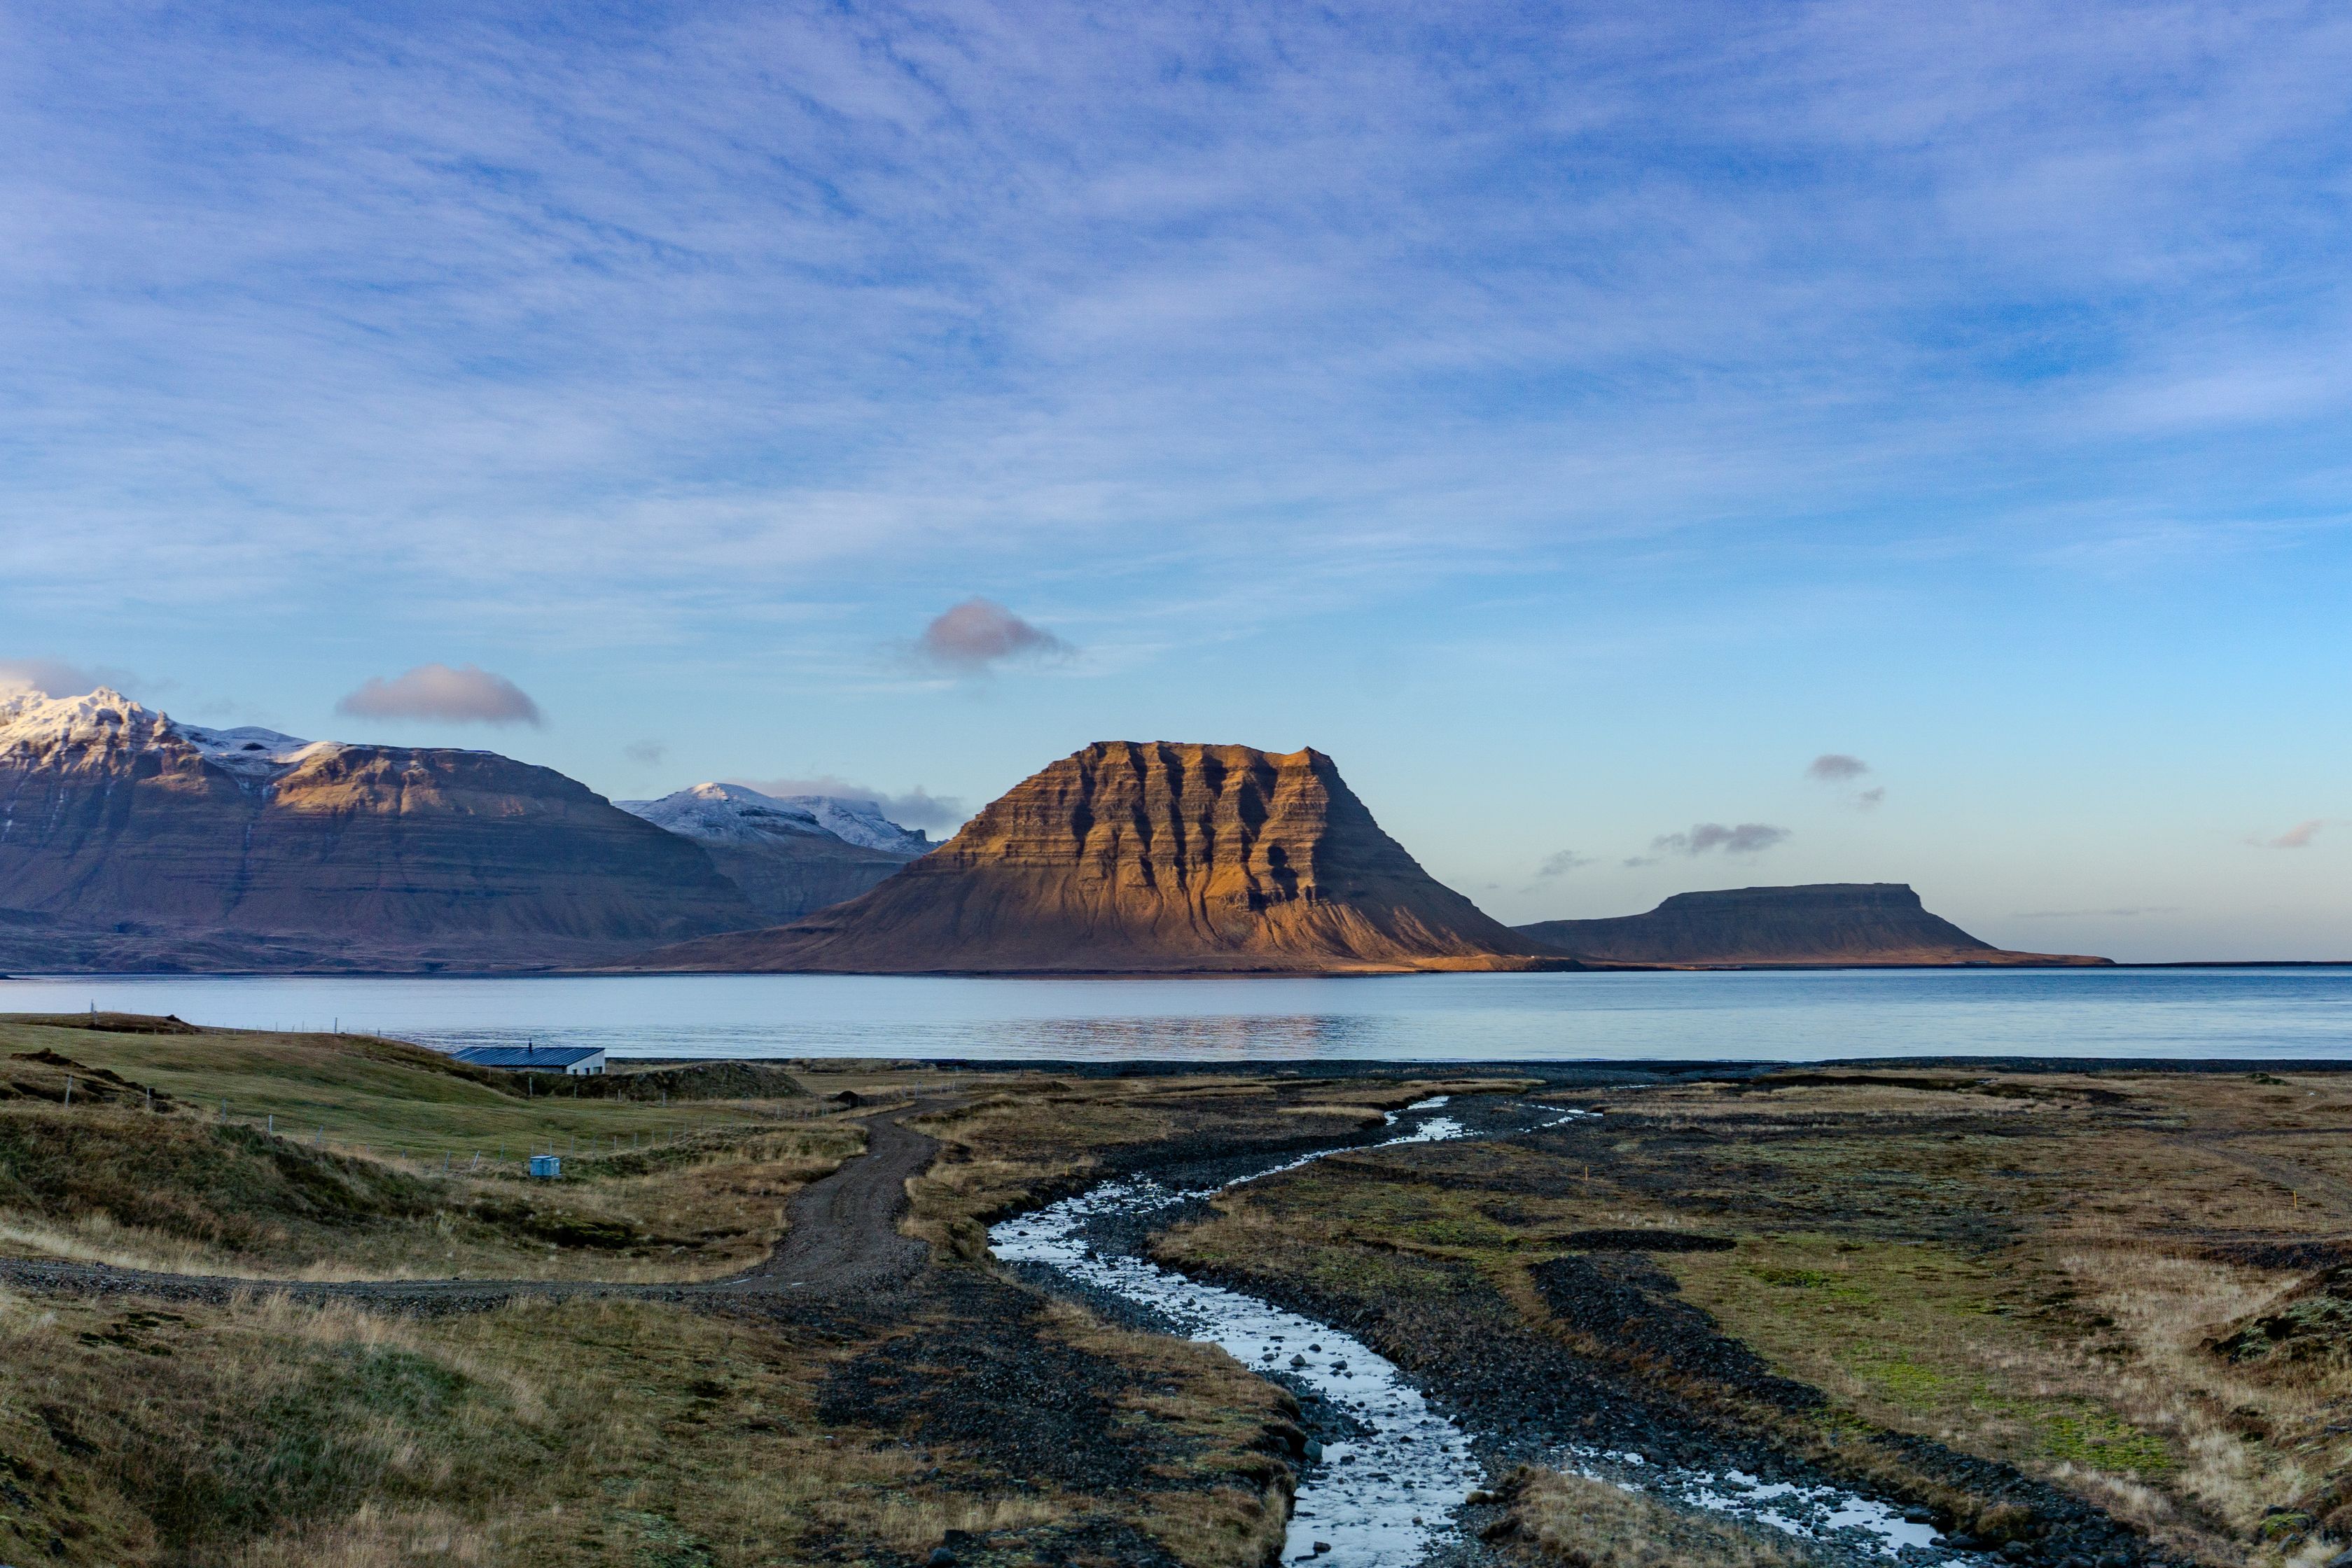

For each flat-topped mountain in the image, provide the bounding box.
[617,783,926,923]
[0,689,757,972]
[631,741,1572,974]
[1517,883,2109,967]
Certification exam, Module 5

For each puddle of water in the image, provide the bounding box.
[991,1100,1979,1568]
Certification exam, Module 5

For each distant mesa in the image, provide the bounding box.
[627,741,1575,975]
[0,688,759,973]
[1517,883,2110,967]
[617,783,928,924]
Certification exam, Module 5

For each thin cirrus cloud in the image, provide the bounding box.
[733,775,966,832]
[2264,820,2325,849]
[2015,906,2182,919]
[4,1,2348,648]
[916,599,1071,674]
[335,664,544,726]
[1650,822,1791,857]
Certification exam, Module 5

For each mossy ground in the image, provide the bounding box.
[1153,1068,2352,1567]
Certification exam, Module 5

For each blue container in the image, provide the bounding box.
[529,1154,562,1180]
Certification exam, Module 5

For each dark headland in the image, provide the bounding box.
[1517,882,2111,967]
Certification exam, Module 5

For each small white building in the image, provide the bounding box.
[450,1044,606,1076]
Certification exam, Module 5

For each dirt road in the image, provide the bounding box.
[0,1103,945,1312]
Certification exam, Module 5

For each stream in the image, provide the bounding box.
[989,1098,1977,1568]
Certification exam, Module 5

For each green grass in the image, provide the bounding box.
[0,1014,791,1165]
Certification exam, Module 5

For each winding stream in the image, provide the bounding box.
[989,1099,1977,1568]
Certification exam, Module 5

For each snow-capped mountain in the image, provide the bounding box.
[0,687,333,788]
[769,794,931,856]
[616,783,927,924]
[618,783,930,857]
[0,688,756,971]
[617,782,839,845]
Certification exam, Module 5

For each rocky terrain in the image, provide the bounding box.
[0,689,758,972]
[618,781,926,923]
[1518,883,2110,967]
[632,741,1574,974]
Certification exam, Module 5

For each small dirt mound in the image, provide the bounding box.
[2,1051,174,1108]
[1550,1229,1736,1253]
[2209,1264,2352,1368]
[567,1061,808,1100]
[5,1011,202,1035]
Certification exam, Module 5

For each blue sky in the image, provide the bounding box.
[4,1,2349,958]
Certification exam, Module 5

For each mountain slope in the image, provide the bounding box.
[0,689,757,971]
[1517,883,2109,967]
[617,783,923,923]
[627,741,1573,974]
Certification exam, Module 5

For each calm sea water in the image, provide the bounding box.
[1,967,2346,1062]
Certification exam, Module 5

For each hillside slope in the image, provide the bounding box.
[629,741,1573,974]
[1517,883,2109,966]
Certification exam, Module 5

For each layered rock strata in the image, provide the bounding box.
[632,741,1570,974]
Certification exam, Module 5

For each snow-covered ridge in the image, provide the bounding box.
[0,687,364,789]
[618,782,928,857]
[0,687,331,778]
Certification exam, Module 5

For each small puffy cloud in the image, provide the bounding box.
[1652,822,1791,856]
[917,598,1070,673]
[1535,849,1594,878]
[0,658,106,698]
[1853,787,1886,811]
[1806,753,1870,783]
[1620,855,1662,868]
[736,774,966,832]
[2266,819,2324,850]
[336,664,544,726]
[625,740,666,766]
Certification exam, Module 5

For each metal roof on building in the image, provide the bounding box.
[450,1044,605,1068]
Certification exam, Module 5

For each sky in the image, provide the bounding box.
[3,0,2348,960]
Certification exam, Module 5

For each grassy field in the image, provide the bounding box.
[0,1016,1424,1568]
[0,1014,882,1280]
[16,1016,2351,1567]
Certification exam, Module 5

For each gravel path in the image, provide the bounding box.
[0,1102,945,1312]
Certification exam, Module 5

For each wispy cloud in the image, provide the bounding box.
[2014,906,2182,919]
[4,1,2348,651]
[1651,822,1791,856]
[336,664,543,727]
[1533,849,1595,878]
[2262,819,2325,850]
[624,740,666,766]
